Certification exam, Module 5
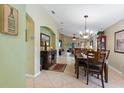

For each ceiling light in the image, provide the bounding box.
[79,15,93,39]
[73,34,76,40]
[73,38,76,40]
[90,30,93,34]
[83,35,89,39]
[86,29,89,33]
[79,31,82,35]
[51,10,55,14]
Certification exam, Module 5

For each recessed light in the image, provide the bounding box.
[51,10,55,14]
[60,22,63,24]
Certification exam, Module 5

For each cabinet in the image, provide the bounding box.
[40,50,57,70]
[97,35,106,51]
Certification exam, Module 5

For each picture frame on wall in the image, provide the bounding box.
[40,33,50,46]
[0,4,18,36]
[59,40,62,48]
[114,30,124,53]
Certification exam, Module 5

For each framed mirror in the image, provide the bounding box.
[40,33,50,46]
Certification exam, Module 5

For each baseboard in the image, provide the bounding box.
[34,71,41,78]
[108,65,123,75]
[26,74,34,78]
[26,71,41,78]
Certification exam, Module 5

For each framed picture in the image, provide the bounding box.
[59,40,62,47]
[40,33,50,46]
[0,4,18,36]
[114,30,124,53]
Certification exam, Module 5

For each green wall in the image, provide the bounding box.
[65,43,73,49]
[40,26,56,48]
[26,14,35,75]
[0,4,26,87]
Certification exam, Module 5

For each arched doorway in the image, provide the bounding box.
[40,26,56,49]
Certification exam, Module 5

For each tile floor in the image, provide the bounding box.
[26,52,124,88]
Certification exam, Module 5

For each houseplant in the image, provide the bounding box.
[97,31,104,36]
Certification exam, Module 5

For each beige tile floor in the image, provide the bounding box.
[26,52,124,88]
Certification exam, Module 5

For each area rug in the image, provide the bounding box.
[49,63,67,72]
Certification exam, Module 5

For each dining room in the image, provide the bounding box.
[25,4,124,88]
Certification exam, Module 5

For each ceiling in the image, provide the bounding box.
[42,4,124,37]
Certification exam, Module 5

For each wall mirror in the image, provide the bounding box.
[40,33,50,46]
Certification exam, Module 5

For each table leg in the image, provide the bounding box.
[104,63,108,83]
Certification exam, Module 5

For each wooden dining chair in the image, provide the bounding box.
[86,51,106,88]
[101,50,110,83]
[105,50,110,60]
[74,52,87,78]
[74,48,83,74]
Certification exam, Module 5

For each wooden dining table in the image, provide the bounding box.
[76,53,108,83]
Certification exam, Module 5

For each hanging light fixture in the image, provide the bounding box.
[72,34,76,40]
[80,15,93,39]
[83,15,89,39]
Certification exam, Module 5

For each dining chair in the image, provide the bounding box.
[74,51,87,79]
[86,51,106,88]
[101,50,110,83]
[74,48,83,74]
[105,50,110,60]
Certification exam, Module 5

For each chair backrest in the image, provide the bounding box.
[100,50,110,60]
[87,51,106,64]
[74,48,88,55]
[105,50,110,60]
[87,51,99,64]
[74,52,83,65]
[74,48,81,55]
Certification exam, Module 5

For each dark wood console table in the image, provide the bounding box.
[40,50,57,70]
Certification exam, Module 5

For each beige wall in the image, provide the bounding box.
[105,19,124,73]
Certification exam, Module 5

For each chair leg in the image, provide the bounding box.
[101,73,104,88]
[75,70,76,74]
[75,64,77,74]
[84,67,86,76]
[87,68,89,85]
[77,66,79,79]
[97,74,99,79]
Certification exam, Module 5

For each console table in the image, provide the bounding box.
[40,50,57,70]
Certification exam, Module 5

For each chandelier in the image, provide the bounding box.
[79,15,93,39]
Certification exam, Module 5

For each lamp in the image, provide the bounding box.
[80,15,93,39]
[72,34,76,40]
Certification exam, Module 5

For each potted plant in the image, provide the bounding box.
[97,31,104,36]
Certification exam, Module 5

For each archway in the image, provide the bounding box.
[40,26,56,50]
